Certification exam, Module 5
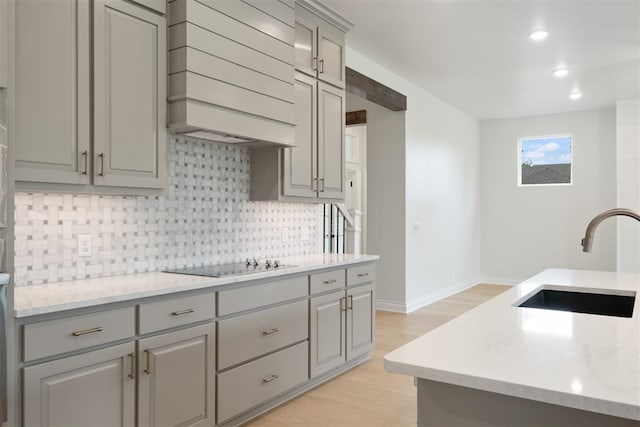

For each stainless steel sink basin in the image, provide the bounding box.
[518,288,636,318]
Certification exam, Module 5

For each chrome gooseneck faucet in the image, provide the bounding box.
[581,208,640,252]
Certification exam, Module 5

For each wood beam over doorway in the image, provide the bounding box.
[345,67,407,112]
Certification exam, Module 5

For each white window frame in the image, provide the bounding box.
[517,134,573,187]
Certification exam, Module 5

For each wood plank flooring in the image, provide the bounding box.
[247,284,511,426]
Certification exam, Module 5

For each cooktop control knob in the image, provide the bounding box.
[265,259,272,268]
[252,258,259,267]
[273,260,280,268]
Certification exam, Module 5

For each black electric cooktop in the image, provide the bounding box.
[164,260,294,278]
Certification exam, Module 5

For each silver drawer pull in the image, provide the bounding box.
[357,272,369,277]
[323,279,337,284]
[262,328,279,335]
[171,308,194,316]
[262,374,279,383]
[72,327,103,337]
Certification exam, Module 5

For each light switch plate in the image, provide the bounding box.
[78,234,92,257]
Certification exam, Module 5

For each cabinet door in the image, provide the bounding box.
[347,284,375,361]
[23,342,135,427]
[138,323,215,427]
[317,25,345,88]
[310,290,346,377]
[283,72,317,198]
[318,82,345,200]
[93,0,166,189]
[15,0,91,184]
[293,13,317,77]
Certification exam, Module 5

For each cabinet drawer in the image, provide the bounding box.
[139,291,215,335]
[217,341,308,423]
[23,307,135,362]
[347,264,376,286]
[218,300,308,370]
[310,269,346,294]
[218,275,308,316]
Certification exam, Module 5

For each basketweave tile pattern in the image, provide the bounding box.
[14,136,323,286]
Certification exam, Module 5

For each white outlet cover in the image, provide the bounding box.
[301,226,310,241]
[78,234,92,257]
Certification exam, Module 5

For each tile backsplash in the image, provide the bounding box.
[14,136,323,286]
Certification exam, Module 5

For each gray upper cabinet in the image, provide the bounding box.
[14,0,166,191]
[0,0,8,88]
[93,0,166,189]
[294,2,345,89]
[282,72,317,198]
[250,1,348,203]
[168,0,296,147]
[15,0,91,185]
[317,81,345,199]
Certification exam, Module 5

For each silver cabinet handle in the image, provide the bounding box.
[319,58,324,73]
[81,150,88,175]
[319,178,325,192]
[357,273,369,277]
[340,296,346,311]
[312,57,318,71]
[323,279,337,284]
[262,328,279,335]
[312,177,318,191]
[97,153,105,176]
[171,308,194,316]
[144,349,151,375]
[262,374,279,383]
[128,353,136,380]
[347,295,353,310]
[72,326,103,337]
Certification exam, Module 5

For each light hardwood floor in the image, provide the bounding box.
[247,284,511,426]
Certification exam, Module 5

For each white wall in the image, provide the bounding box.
[616,99,640,273]
[480,109,617,283]
[346,95,406,309]
[346,48,482,312]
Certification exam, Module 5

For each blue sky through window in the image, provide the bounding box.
[521,136,571,166]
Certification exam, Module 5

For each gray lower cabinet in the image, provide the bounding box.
[138,324,215,427]
[310,275,375,377]
[15,0,166,191]
[23,342,136,427]
[347,283,375,361]
[310,289,346,377]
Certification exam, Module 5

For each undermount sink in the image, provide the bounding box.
[518,287,636,318]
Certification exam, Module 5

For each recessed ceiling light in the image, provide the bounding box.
[553,68,569,78]
[569,92,582,100]
[529,30,549,41]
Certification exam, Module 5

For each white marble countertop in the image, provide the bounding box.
[14,253,379,318]
[384,268,640,421]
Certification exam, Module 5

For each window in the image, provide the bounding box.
[518,135,572,186]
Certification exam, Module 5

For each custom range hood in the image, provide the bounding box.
[167,0,296,148]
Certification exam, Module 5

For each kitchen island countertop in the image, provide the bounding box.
[14,253,379,317]
[384,268,640,421]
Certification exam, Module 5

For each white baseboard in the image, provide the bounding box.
[376,277,488,314]
[375,300,408,313]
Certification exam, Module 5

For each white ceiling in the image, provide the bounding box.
[322,0,640,119]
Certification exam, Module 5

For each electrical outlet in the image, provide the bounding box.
[78,234,92,257]
[282,227,289,243]
[412,222,421,233]
[301,226,310,241]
